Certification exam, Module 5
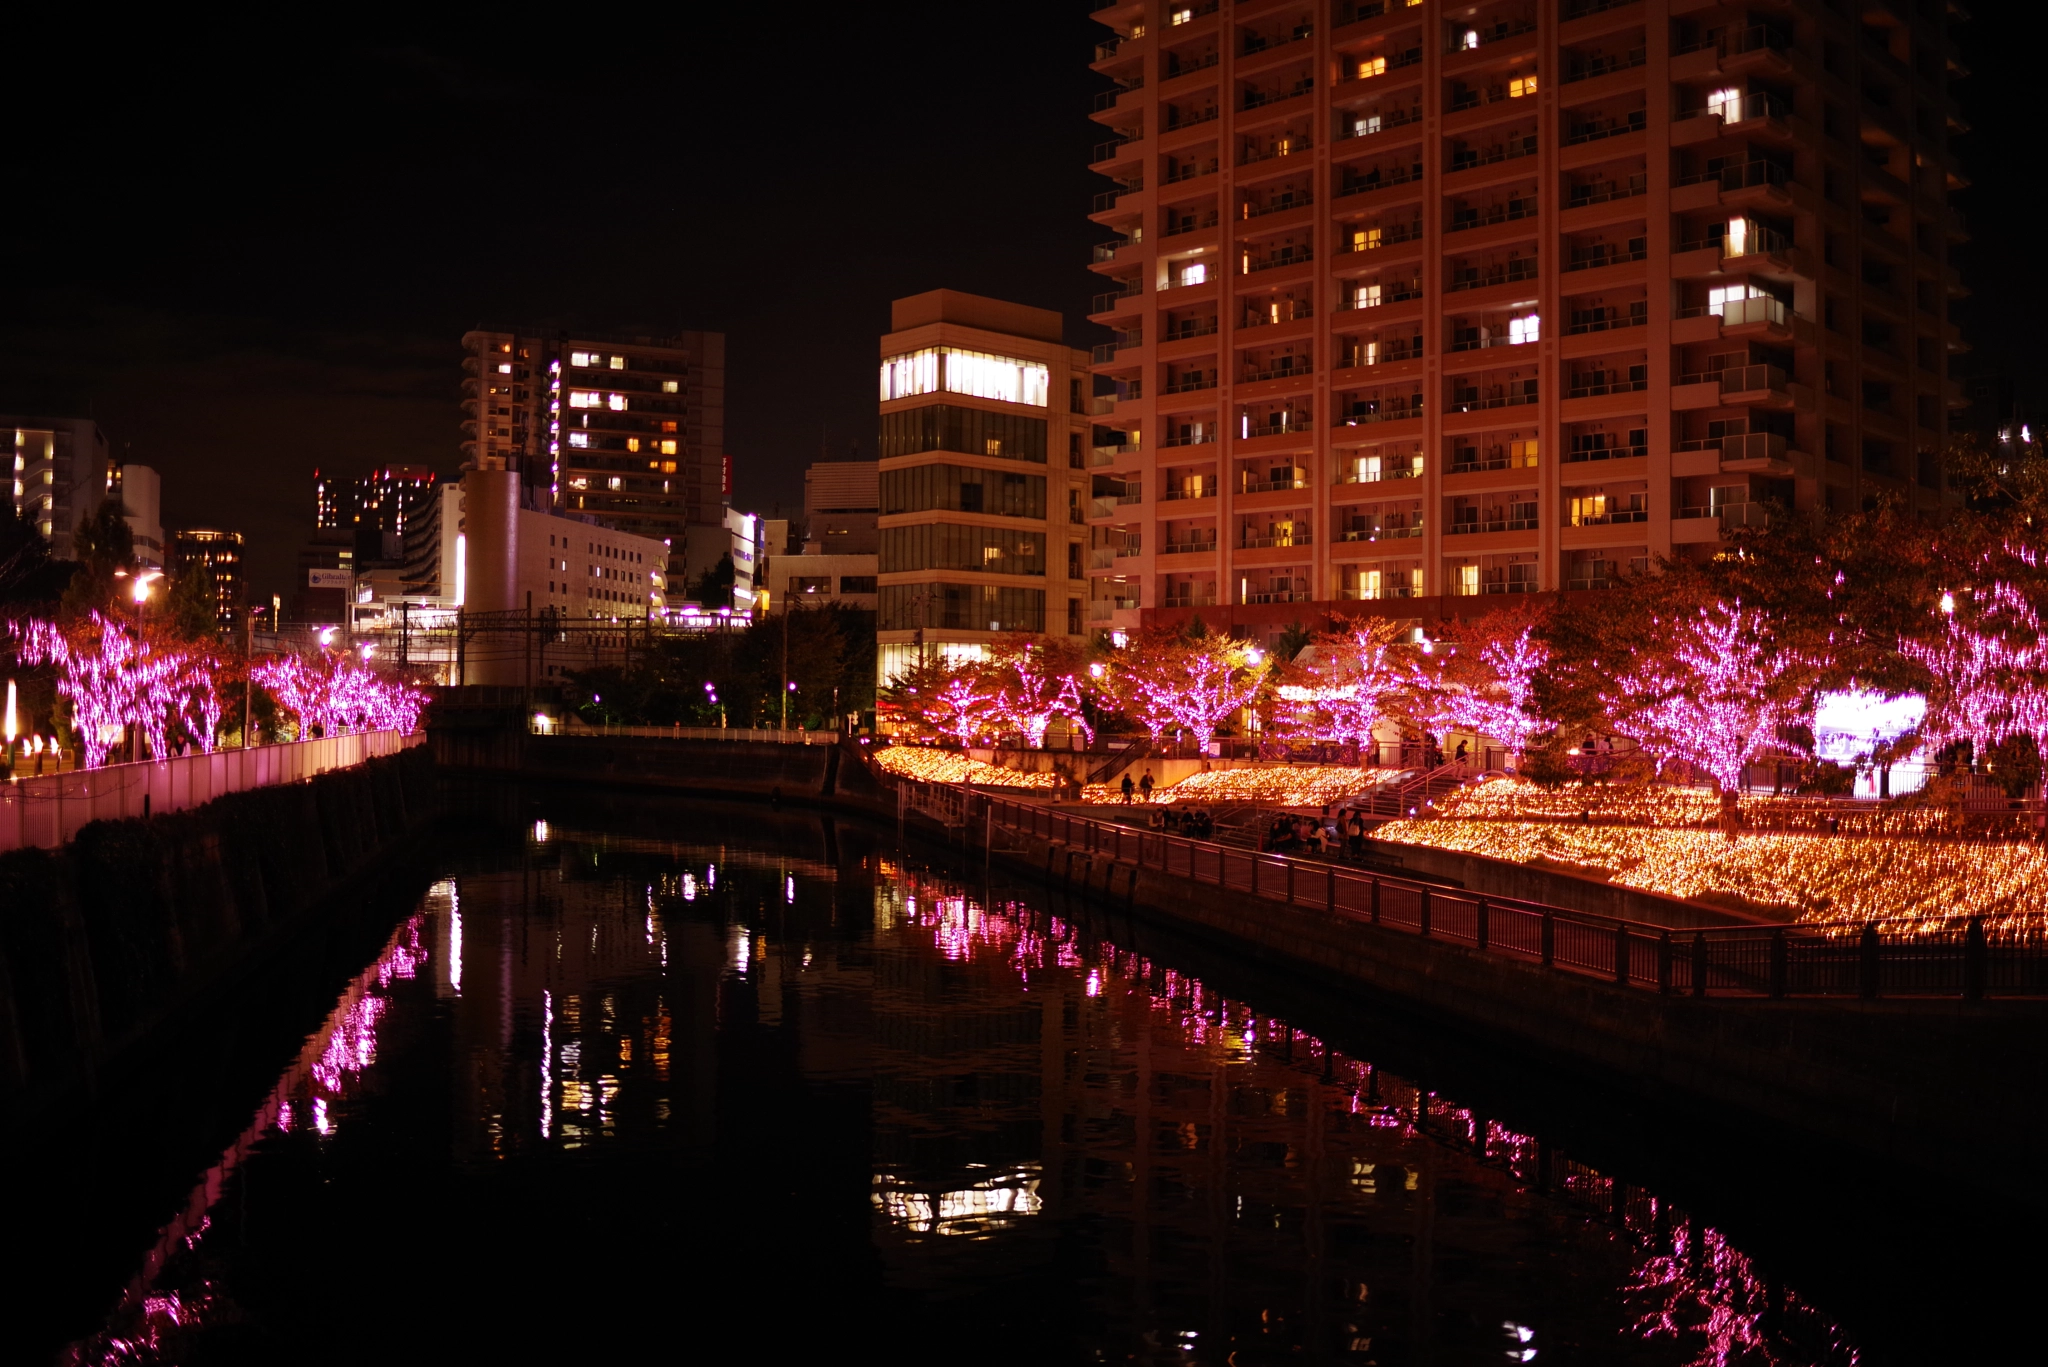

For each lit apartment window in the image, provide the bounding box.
[1358,56,1387,79]
[496,363,512,374]
[607,393,628,411]
[609,356,626,370]
[662,460,677,473]
[627,438,641,452]
[662,380,679,393]
[1508,75,1537,98]
[878,348,1050,406]
[1351,226,1382,251]
[569,433,590,448]
[570,351,596,366]
[1170,6,1193,23]
[660,440,678,455]
[1509,314,1540,345]
[607,477,623,490]
[1461,29,1478,48]
[1354,283,1383,309]
[1180,261,1208,287]
[569,391,602,408]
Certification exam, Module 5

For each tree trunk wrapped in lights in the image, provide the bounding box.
[1600,602,1808,819]
[249,650,428,740]
[1411,606,1552,768]
[1270,618,1409,756]
[1900,576,2048,766]
[11,612,222,766]
[980,635,1094,749]
[1107,623,1265,752]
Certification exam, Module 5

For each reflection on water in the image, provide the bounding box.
[64,820,1860,1365]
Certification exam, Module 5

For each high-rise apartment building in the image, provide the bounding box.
[352,465,439,565]
[458,328,726,575]
[7,417,114,558]
[876,290,1095,686]
[170,529,245,630]
[1087,0,1965,636]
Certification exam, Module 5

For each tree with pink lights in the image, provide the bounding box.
[11,612,222,767]
[1600,602,1808,801]
[981,635,1094,749]
[1900,575,2048,764]
[1107,624,1265,751]
[250,649,428,740]
[1269,618,1408,754]
[1418,607,1553,766]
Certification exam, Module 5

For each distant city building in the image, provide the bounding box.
[458,467,671,684]
[726,506,765,613]
[876,290,1093,686]
[170,529,246,629]
[314,467,344,532]
[761,459,880,614]
[116,464,165,569]
[6,417,114,558]
[458,327,726,578]
[353,465,438,565]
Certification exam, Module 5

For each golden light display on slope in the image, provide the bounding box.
[1084,765,1403,808]
[1374,817,2048,937]
[874,747,1058,789]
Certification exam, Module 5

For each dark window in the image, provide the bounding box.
[878,583,1045,632]
[879,464,1046,518]
[878,524,1046,576]
[877,404,1047,462]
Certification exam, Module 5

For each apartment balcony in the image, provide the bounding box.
[1163,158,1222,186]
[1337,524,1423,543]
[1446,198,1537,236]
[1447,387,1537,415]
[1444,262,1538,301]
[1446,515,1539,535]
[1161,107,1219,135]
[1240,472,1311,493]
[1336,106,1423,144]
[1242,192,1314,222]
[1450,450,1539,476]
[1163,375,1219,395]
[1162,51,1221,83]
[1160,537,1220,556]
[1091,134,1142,168]
[1566,173,1648,212]
[1091,494,1144,520]
[1092,79,1144,113]
[1242,588,1315,604]
[1563,441,1647,466]
[1718,24,1796,80]
[1333,398,1425,428]
[1092,443,1142,469]
[1562,109,1645,148]
[1243,244,1315,275]
[1161,429,1218,449]
[1089,599,1142,621]
[1241,77,1316,113]
[1673,500,1771,543]
[1162,593,1219,609]
[1240,419,1317,442]
[1160,484,1218,504]
[1337,162,1421,198]
[1243,358,1314,384]
[1089,543,1144,570]
[1563,46,1646,84]
[1338,585,1419,601]
[1334,455,1424,484]
[1446,16,1536,53]
[1090,283,1142,316]
[1673,91,1793,147]
[1241,136,1314,168]
[1567,507,1649,528]
[1563,241,1645,275]
[1566,375,1647,400]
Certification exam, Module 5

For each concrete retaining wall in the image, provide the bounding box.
[0,747,441,1110]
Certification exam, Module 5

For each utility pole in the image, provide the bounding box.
[242,609,253,748]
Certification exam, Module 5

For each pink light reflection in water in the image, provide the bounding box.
[885,865,1861,1367]
[63,911,432,1367]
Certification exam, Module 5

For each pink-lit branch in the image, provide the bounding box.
[1271,622,1406,751]
[11,613,222,767]
[1110,628,1264,748]
[250,650,428,740]
[1601,603,1804,794]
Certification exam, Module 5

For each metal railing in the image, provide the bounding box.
[970,794,2048,1000]
[535,722,835,743]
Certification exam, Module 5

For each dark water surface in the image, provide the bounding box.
[31,800,2027,1364]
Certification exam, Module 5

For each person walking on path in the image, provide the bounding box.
[1139,770,1155,802]
[1121,773,1135,804]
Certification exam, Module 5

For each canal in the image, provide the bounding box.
[29,794,2032,1364]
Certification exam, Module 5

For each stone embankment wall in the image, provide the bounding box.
[0,748,439,1109]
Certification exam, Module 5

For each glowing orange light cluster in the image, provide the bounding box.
[874,747,1058,789]
[1375,814,2048,935]
[1083,765,1402,807]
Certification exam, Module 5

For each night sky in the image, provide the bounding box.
[0,7,2037,602]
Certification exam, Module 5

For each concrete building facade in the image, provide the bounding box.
[1086,0,1966,638]
[459,327,725,577]
[8,417,114,559]
[876,291,1095,686]
[116,464,165,570]
[760,459,881,614]
[169,529,246,629]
